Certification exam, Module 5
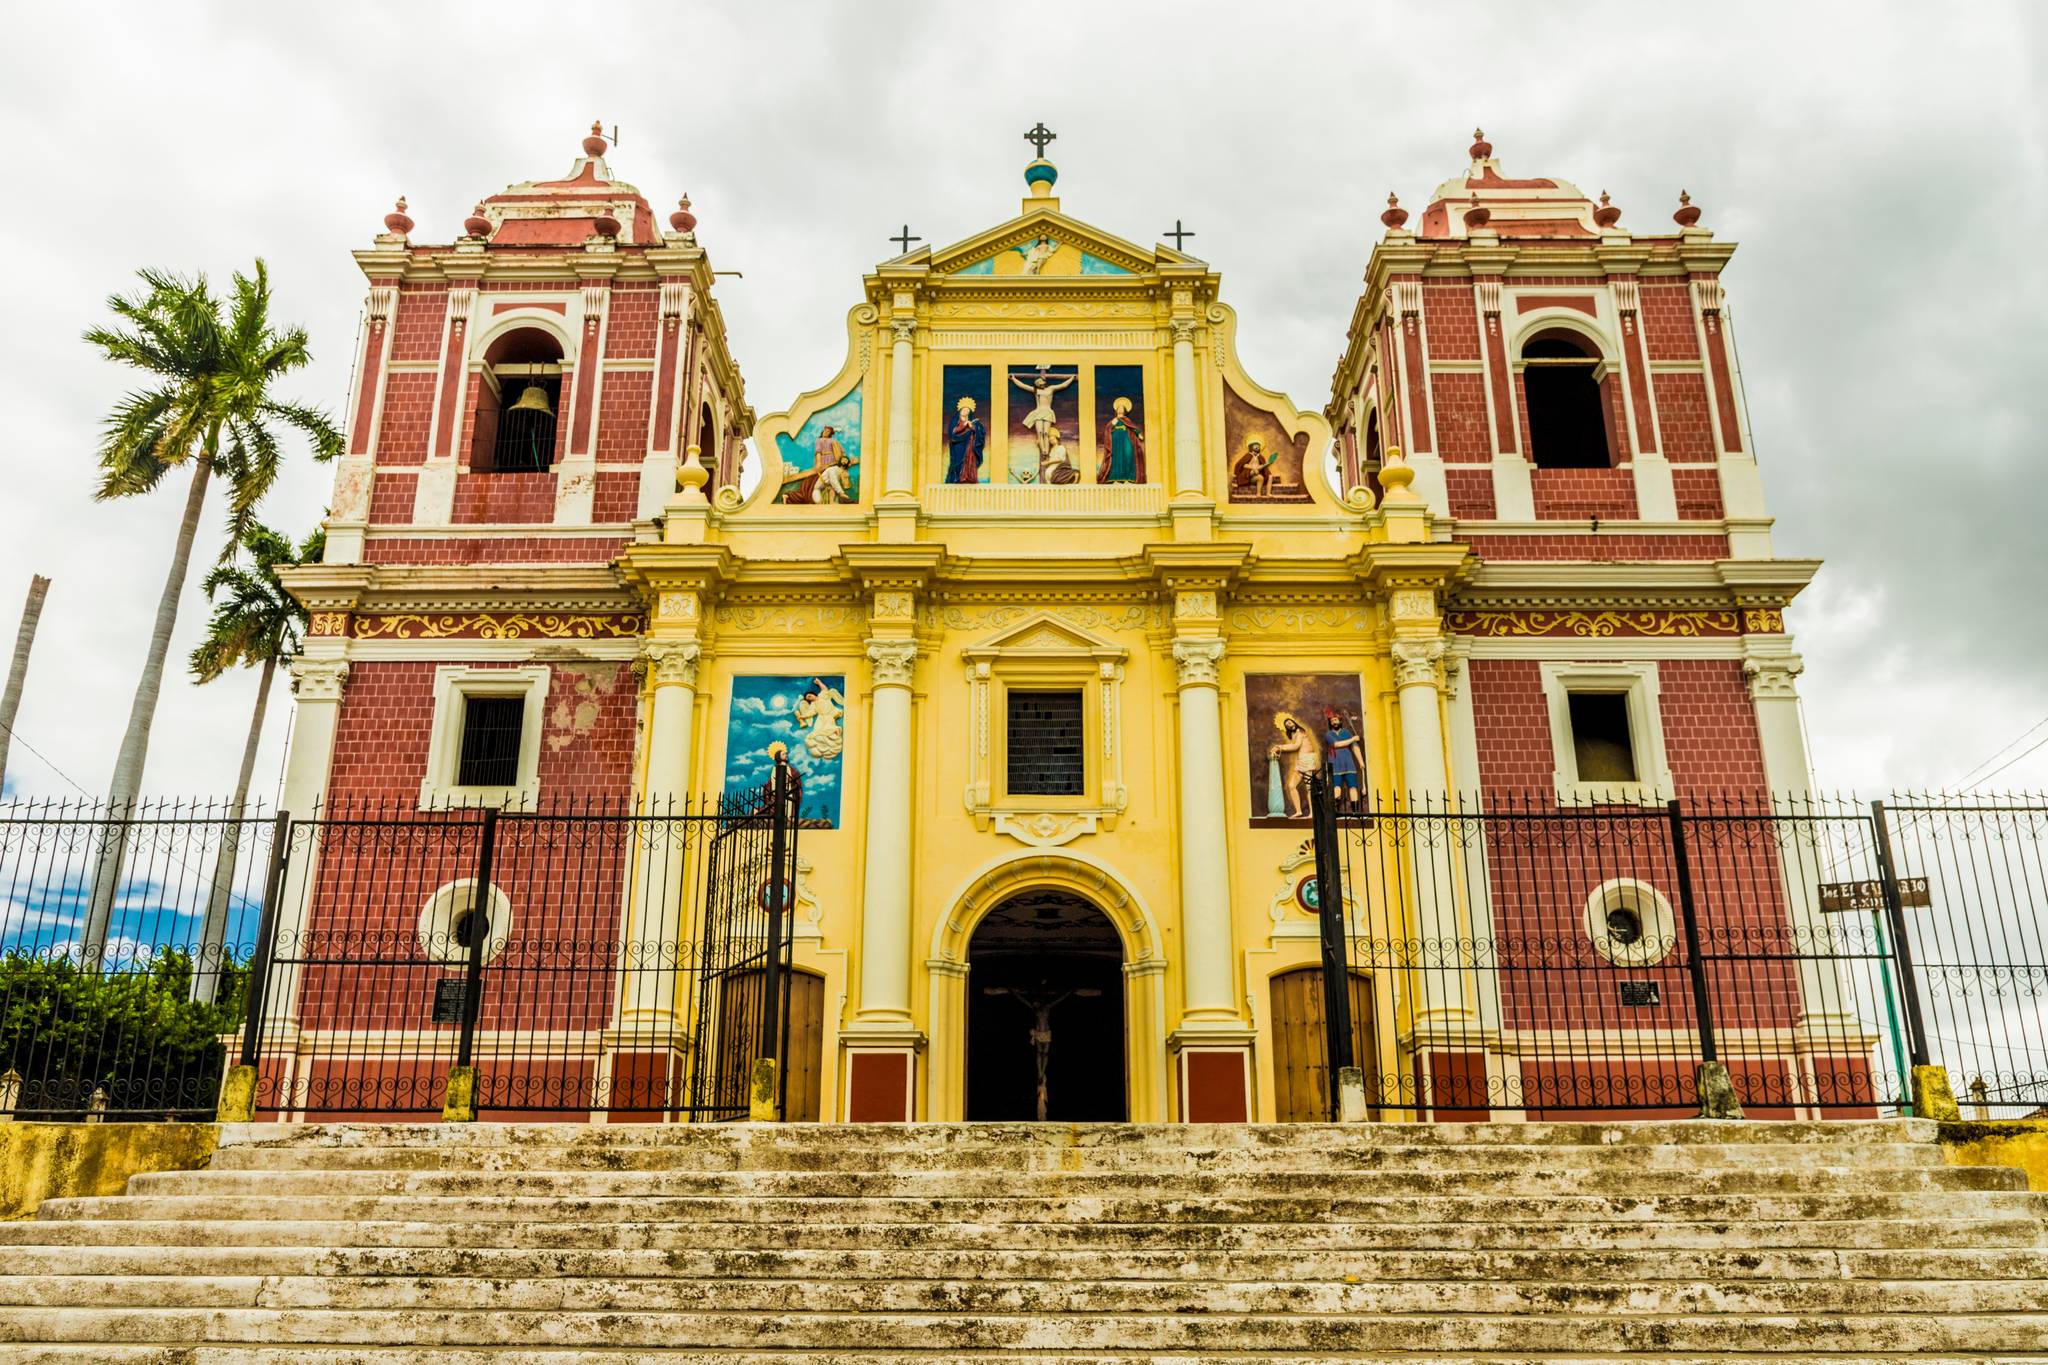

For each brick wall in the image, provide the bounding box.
[1444,467,1497,521]
[1422,286,1480,360]
[1530,468,1639,520]
[1465,534,1729,561]
[373,373,438,467]
[1638,284,1699,360]
[602,287,660,359]
[1430,372,1491,463]
[1652,371,1717,462]
[363,535,630,565]
[1672,466,1725,520]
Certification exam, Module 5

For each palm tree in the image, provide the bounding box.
[82,262,340,955]
[186,523,323,1003]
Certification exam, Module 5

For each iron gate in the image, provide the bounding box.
[237,762,801,1120]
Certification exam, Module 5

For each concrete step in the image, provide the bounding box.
[7,1351,2028,1365]
[3,1306,2044,1353]
[5,1273,2046,1317]
[199,1137,1951,1174]
[120,1164,2018,1200]
[37,1190,2047,1228]
[9,1242,2048,1284]
[9,1214,2045,1252]
[214,1118,1944,1152]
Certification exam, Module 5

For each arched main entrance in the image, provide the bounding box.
[965,890,1127,1121]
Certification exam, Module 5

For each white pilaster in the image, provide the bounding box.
[267,656,349,1038]
[1391,636,1471,1023]
[855,639,918,1023]
[621,642,700,1030]
[1170,638,1235,1021]
[1171,318,1202,496]
[884,316,915,497]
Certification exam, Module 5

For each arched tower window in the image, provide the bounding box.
[1521,333,1612,470]
[471,328,563,472]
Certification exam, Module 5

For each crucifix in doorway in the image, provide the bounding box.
[983,984,1101,1121]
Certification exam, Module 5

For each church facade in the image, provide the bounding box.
[276,125,1819,1124]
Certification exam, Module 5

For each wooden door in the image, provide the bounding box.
[782,970,825,1122]
[1269,968,1378,1122]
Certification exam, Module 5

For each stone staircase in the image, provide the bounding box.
[0,1119,2044,1361]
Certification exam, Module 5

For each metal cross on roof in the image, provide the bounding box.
[1164,220,1195,251]
[1024,122,1057,158]
[889,225,922,254]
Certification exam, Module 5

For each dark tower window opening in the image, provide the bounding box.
[1567,691,1638,784]
[1523,333,1612,469]
[471,328,564,473]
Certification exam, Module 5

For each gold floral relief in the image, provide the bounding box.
[1447,610,1742,639]
[1742,608,1786,634]
[308,612,349,637]
[351,613,646,641]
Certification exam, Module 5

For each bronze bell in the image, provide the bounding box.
[508,383,554,417]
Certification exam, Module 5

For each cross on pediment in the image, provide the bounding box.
[889,224,921,254]
[1164,220,1195,251]
[1024,122,1057,158]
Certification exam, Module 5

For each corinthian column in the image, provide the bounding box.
[856,639,919,1024]
[1390,636,1471,1024]
[621,642,700,1034]
[1171,638,1234,1020]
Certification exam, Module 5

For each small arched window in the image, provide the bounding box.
[471,328,563,473]
[1521,333,1611,469]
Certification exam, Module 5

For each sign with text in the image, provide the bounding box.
[1818,877,1931,913]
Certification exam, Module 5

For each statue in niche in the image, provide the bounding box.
[946,396,988,483]
[1099,396,1145,483]
[1036,427,1080,485]
[1010,367,1078,460]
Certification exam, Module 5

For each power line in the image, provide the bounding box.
[1948,711,2048,790]
[0,714,91,798]
[1958,727,2048,793]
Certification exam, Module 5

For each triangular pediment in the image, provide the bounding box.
[963,611,1128,660]
[931,208,1183,279]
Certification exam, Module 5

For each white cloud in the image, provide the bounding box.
[1,2,2043,802]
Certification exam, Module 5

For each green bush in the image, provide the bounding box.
[0,949,246,1119]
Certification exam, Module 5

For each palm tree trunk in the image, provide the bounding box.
[0,574,52,794]
[84,454,214,955]
[192,651,272,1004]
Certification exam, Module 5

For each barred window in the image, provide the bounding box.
[1006,690,1085,796]
[456,695,526,787]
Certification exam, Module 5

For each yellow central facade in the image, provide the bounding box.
[620,162,1468,1124]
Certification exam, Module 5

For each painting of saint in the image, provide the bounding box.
[941,365,991,484]
[1224,386,1314,503]
[1006,364,1079,482]
[774,387,862,504]
[724,675,847,828]
[1095,365,1146,484]
[1244,674,1367,826]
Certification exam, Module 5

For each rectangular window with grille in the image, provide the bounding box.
[1006,689,1085,796]
[456,694,526,787]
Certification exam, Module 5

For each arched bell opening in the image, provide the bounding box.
[965,889,1127,1122]
[472,327,565,472]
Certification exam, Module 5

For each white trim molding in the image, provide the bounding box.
[1537,660,1673,804]
[420,663,552,808]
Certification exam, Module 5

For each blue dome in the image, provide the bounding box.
[1024,160,1058,189]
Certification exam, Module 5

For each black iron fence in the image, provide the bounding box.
[1305,784,2048,1122]
[2,768,800,1123]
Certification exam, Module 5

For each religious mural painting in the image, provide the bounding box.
[723,675,847,828]
[941,365,992,484]
[1006,364,1080,484]
[1094,364,1146,483]
[1224,385,1313,503]
[774,386,862,504]
[1244,673,1367,826]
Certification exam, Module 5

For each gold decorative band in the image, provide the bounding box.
[1447,609,1744,639]
[350,612,646,641]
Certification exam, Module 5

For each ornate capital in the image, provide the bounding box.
[889,317,916,346]
[1171,638,1225,689]
[642,642,701,688]
[1169,318,1196,347]
[658,281,690,320]
[289,659,349,702]
[867,639,919,688]
[366,284,398,326]
[1391,638,1446,690]
[1743,653,1804,700]
[582,283,609,331]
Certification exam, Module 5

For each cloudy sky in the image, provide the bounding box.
[1,2,2043,803]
